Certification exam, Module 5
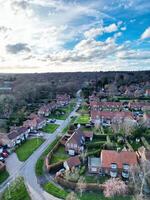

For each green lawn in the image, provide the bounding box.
[0,170,9,184]
[75,114,90,124]
[16,138,44,161]
[42,124,59,133]
[35,137,60,176]
[49,101,76,120]
[79,192,132,200]
[43,182,68,199]
[50,145,69,164]
[1,177,31,200]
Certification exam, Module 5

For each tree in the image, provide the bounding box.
[77,176,86,197]
[103,178,128,198]
[129,160,150,200]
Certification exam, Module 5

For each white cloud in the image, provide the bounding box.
[84,23,118,39]
[141,27,150,39]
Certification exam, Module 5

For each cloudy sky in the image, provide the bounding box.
[0,0,150,73]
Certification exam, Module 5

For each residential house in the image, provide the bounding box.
[23,119,37,131]
[83,131,93,142]
[26,114,46,130]
[38,105,50,117]
[101,150,138,178]
[7,126,30,147]
[88,157,101,174]
[90,110,134,126]
[90,101,123,111]
[65,128,85,155]
[63,156,81,170]
[56,94,70,107]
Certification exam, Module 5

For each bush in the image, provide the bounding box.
[43,182,68,199]
[1,177,31,200]
[94,134,107,141]
[79,166,86,175]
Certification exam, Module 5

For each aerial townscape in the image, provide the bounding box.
[0,0,149,200]
[0,71,149,200]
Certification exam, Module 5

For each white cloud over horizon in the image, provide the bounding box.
[0,0,149,73]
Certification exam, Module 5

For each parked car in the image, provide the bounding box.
[50,119,56,123]
[0,156,5,163]
[1,152,8,158]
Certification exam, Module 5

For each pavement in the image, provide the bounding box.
[0,90,82,200]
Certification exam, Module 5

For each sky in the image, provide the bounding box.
[0,0,150,73]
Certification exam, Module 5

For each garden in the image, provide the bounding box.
[50,145,69,164]
[16,138,44,161]
[75,114,90,124]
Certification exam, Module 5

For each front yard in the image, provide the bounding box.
[42,124,59,133]
[49,101,76,120]
[75,114,90,124]
[50,145,69,164]
[16,138,44,161]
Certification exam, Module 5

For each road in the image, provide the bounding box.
[0,90,81,200]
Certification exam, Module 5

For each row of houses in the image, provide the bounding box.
[90,101,150,111]
[38,94,70,117]
[0,94,71,148]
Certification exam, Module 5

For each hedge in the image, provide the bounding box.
[43,182,68,199]
[35,137,60,176]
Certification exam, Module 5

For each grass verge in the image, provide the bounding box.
[0,170,9,184]
[1,177,31,200]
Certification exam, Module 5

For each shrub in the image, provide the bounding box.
[103,178,128,198]
[79,166,86,175]
[43,182,68,199]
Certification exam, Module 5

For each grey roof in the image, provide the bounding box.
[88,157,101,167]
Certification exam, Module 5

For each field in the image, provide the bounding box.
[16,138,44,161]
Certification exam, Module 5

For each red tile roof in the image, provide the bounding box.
[101,150,137,169]
[66,156,81,168]
[91,111,134,120]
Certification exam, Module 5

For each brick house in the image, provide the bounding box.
[143,113,150,128]
[38,105,50,117]
[101,150,137,178]
[56,94,70,107]
[90,110,134,126]
[65,128,85,155]
[7,126,30,147]
[63,156,81,170]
